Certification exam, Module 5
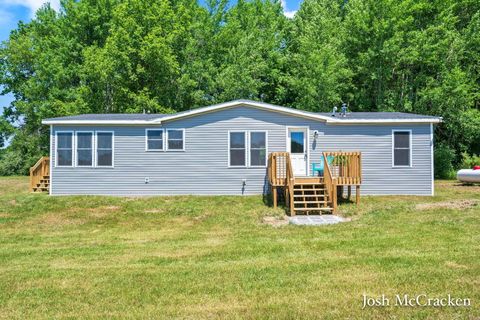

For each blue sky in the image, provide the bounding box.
[0,0,302,114]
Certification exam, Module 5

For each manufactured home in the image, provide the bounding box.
[31,100,441,214]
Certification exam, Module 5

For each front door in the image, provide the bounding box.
[288,128,308,176]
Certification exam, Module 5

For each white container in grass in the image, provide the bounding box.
[457,168,480,183]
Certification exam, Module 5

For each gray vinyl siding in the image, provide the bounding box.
[50,106,433,196]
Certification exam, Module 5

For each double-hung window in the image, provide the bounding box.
[76,132,93,167]
[146,129,164,151]
[96,132,114,167]
[229,131,247,167]
[56,132,73,167]
[167,129,184,151]
[393,130,412,167]
[249,131,267,167]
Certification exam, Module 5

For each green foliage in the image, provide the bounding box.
[460,152,480,169]
[0,0,479,175]
[434,144,456,179]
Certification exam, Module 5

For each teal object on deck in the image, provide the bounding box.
[311,156,334,176]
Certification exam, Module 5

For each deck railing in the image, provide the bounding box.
[268,151,362,212]
[323,151,362,186]
[268,152,288,187]
[29,156,50,192]
[268,152,295,211]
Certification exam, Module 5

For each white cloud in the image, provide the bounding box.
[2,0,60,17]
[280,0,297,18]
[0,8,14,26]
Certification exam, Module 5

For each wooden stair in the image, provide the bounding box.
[32,175,50,193]
[30,156,50,193]
[292,181,333,214]
[268,151,362,216]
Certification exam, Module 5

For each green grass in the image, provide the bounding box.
[0,177,479,319]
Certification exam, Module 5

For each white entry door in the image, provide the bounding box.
[288,128,308,176]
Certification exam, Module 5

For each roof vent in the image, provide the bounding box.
[331,106,338,117]
[341,103,348,117]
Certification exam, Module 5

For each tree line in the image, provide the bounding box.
[0,0,479,176]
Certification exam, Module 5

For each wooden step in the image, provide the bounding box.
[294,200,328,204]
[33,187,48,192]
[294,182,325,186]
[293,195,326,198]
[294,177,324,184]
[293,207,333,212]
[294,192,325,196]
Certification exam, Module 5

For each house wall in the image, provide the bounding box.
[50,105,434,196]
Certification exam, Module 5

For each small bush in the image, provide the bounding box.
[460,152,480,169]
[434,144,456,179]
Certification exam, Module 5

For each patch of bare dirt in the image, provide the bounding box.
[445,261,469,269]
[416,199,479,211]
[30,213,85,227]
[437,181,480,192]
[144,209,165,214]
[9,199,17,206]
[262,215,289,227]
[87,205,121,218]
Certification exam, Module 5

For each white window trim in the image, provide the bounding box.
[430,123,434,195]
[392,129,413,168]
[145,128,165,152]
[166,128,185,152]
[95,131,114,168]
[49,126,53,194]
[248,131,268,167]
[55,130,74,167]
[75,131,94,167]
[228,130,247,168]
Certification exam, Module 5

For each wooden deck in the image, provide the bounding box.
[268,151,362,215]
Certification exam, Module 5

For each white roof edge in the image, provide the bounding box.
[42,100,443,125]
[153,100,331,123]
[41,120,154,125]
[328,118,442,124]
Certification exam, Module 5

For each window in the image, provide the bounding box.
[167,129,184,151]
[146,129,164,151]
[229,131,246,167]
[96,132,113,167]
[76,132,93,167]
[249,131,267,167]
[290,131,304,154]
[56,132,73,166]
[393,130,411,167]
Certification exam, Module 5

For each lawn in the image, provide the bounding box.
[0,177,478,319]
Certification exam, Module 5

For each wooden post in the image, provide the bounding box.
[289,180,295,216]
[333,183,337,213]
[348,186,351,200]
[273,186,277,208]
[356,185,360,205]
[29,168,33,192]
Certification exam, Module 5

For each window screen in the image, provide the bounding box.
[393,131,411,166]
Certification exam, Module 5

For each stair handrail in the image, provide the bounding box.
[323,152,337,212]
[285,153,295,214]
[29,156,50,192]
[267,153,274,186]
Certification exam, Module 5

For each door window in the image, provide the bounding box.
[290,132,304,154]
